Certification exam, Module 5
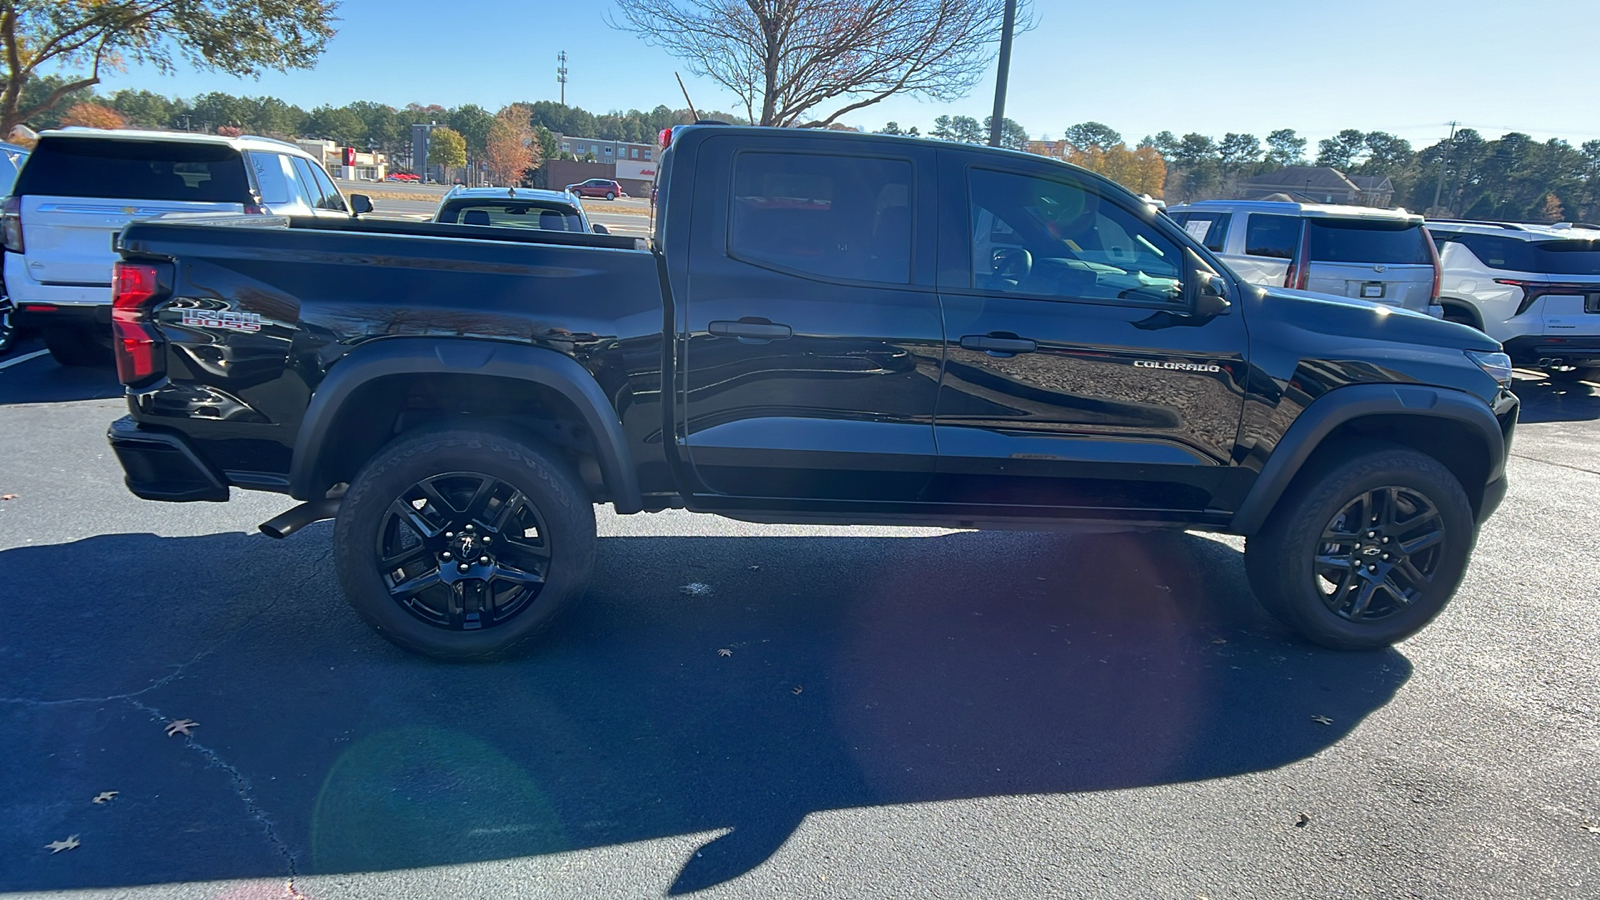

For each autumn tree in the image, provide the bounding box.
[428,126,466,172]
[59,101,125,130]
[484,104,539,186]
[609,0,1031,128]
[1066,143,1165,198]
[0,0,336,135]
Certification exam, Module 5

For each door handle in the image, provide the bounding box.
[960,334,1037,354]
[709,319,793,340]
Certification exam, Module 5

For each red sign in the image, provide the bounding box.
[342,147,357,166]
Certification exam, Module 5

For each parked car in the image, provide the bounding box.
[0,140,31,355]
[106,124,1516,660]
[566,178,623,200]
[1,128,371,367]
[384,172,420,183]
[1167,200,1443,317]
[1427,219,1600,380]
[432,187,608,234]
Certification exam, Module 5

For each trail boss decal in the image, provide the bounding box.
[1133,360,1222,373]
[181,310,262,333]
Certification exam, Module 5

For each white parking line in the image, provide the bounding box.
[0,348,48,371]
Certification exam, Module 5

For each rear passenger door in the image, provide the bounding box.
[1229,213,1299,286]
[678,135,942,504]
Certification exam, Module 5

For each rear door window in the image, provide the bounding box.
[1245,214,1301,259]
[14,137,249,202]
[729,150,912,284]
[1306,219,1431,265]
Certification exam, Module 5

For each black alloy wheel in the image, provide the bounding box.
[1312,486,1444,623]
[334,428,596,660]
[378,471,551,631]
[0,300,13,355]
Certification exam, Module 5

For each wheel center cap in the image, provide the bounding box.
[456,534,479,559]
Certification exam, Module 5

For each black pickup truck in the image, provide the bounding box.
[105,125,1519,659]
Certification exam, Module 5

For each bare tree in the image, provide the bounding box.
[0,0,336,135]
[609,0,1029,128]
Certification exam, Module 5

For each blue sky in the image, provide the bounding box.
[60,0,1600,148]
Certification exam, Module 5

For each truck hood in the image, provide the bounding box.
[1254,286,1501,353]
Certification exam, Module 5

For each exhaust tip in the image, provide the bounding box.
[258,498,341,540]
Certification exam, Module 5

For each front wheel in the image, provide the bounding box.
[333,428,596,660]
[1244,446,1475,650]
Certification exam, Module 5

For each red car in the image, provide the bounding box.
[385,172,421,183]
[565,178,623,200]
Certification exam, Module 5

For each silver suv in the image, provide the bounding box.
[1428,220,1600,381]
[1167,200,1442,316]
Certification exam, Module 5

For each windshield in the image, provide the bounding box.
[1306,219,1431,265]
[439,201,585,231]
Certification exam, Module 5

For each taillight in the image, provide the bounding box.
[659,127,675,150]
[1422,226,1442,302]
[1283,222,1311,290]
[2,195,22,252]
[111,262,165,385]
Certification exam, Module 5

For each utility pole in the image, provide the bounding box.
[557,51,568,106]
[988,0,1018,148]
[1430,120,1459,215]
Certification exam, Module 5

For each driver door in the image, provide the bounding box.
[928,152,1249,517]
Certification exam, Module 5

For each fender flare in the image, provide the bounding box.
[1230,383,1505,535]
[288,337,642,513]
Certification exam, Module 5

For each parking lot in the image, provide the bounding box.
[336,180,653,237]
[1,342,1597,898]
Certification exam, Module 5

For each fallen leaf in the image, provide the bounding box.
[165,719,198,737]
[791,685,803,695]
[1295,813,1309,828]
[717,648,732,657]
[46,835,79,853]
[1,494,15,501]
[1310,715,1333,726]
[91,791,117,804]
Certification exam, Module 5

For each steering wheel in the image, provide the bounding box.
[992,247,1033,285]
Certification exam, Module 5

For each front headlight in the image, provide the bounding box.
[1466,349,1513,388]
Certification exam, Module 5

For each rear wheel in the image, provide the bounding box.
[605,191,615,201]
[0,301,14,355]
[333,428,596,661]
[1244,446,1475,650]
[44,327,110,367]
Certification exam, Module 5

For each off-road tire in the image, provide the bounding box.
[44,327,110,367]
[333,427,596,661]
[1244,445,1476,650]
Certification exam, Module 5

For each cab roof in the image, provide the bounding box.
[39,127,315,159]
[1171,199,1423,225]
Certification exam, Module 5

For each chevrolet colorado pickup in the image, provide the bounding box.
[105,125,1519,659]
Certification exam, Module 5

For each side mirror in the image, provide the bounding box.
[592,223,610,234]
[349,194,373,215]
[1192,273,1231,317]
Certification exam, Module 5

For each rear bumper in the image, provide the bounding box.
[1501,335,1600,367]
[107,415,230,502]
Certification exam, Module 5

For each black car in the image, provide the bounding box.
[105,125,1518,659]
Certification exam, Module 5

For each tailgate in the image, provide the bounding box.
[1532,278,1600,336]
[1305,262,1435,309]
[21,195,242,287]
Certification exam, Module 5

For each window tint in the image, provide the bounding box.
[968,168,1182,305]
[14,137,249,202]
[0,149,23,194]
[730,151,912,284]
[290,157,328,207]
[1245,214,1301,259]
[1531,239,1600,276]
[1173,211,1230,252]
[306,161,346,211]
[1306,219,1430,265]
[442,201,584,231]
[246,152,293,205]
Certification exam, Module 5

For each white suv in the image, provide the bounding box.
[1427,220,1600,381]
[1167,200,1442,316]
[1,129,370,366]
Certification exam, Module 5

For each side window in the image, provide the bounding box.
[307,162,346,211]
[1457,234,1532,270]
[1175,211,1230,252]
[290,157,329,207]
[968,167,1182,305]
[1245,214,1301,259]
[246,152,293,205]
[729,150,912,284]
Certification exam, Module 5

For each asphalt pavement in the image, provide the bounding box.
[1,342,1597,899]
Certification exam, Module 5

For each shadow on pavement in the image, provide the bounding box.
[1512,375,1600,423]
[0,338,122,405]
[0,528,1410,894]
